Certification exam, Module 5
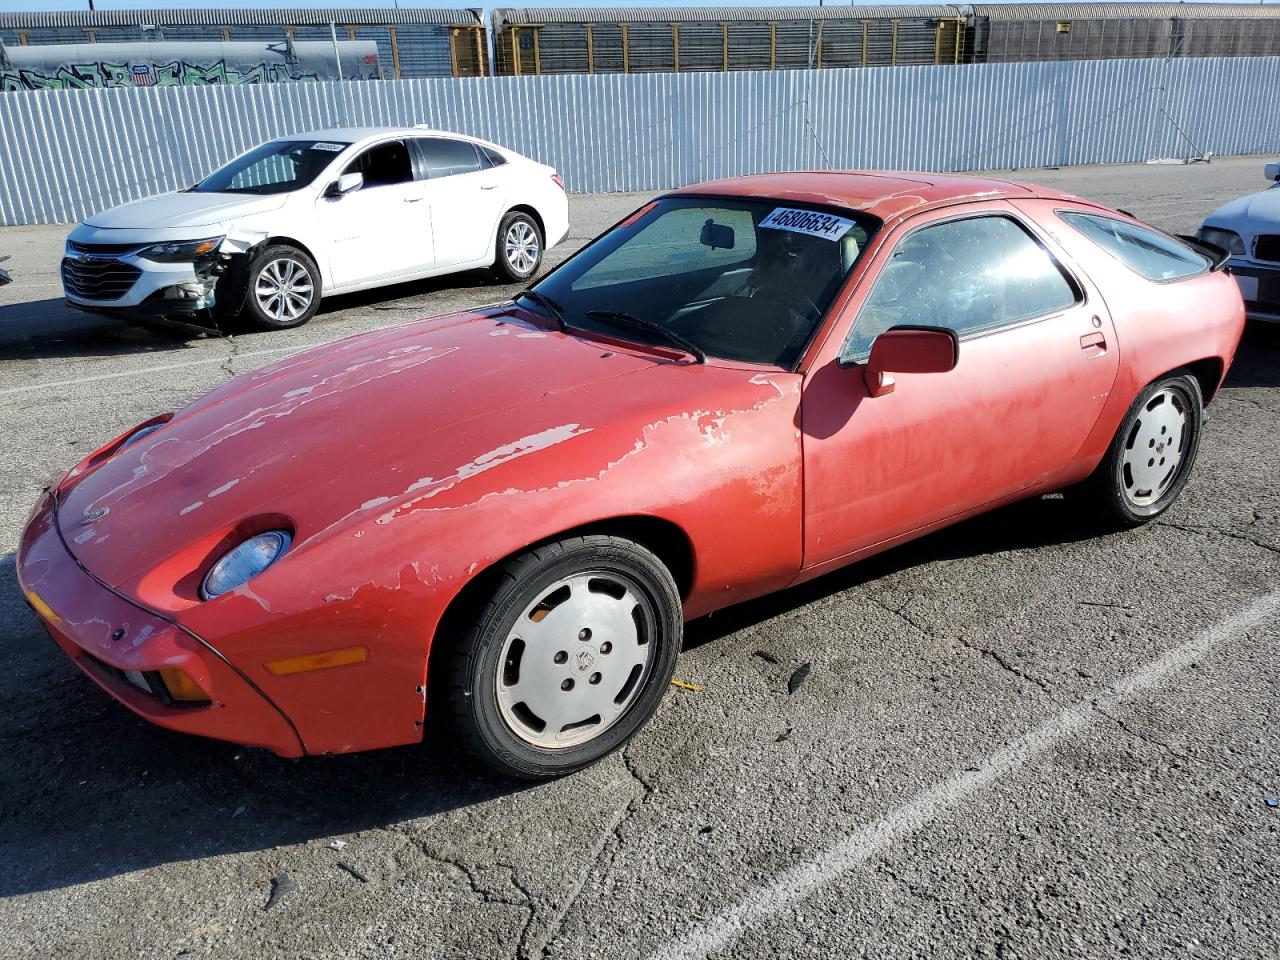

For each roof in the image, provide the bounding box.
[669,170,1075,222]
[972,3,1280,20]
[493,6,961,27]
[0,7,483,30]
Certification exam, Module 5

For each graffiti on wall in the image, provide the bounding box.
[1,40,381,91]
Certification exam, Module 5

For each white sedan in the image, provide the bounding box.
[61,126,570,329]
[1198,161,1280,323]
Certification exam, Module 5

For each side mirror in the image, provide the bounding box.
[700,219,735,251]
[326,171,364,198]
[1265,161,1280,182]
[863,326,958,398]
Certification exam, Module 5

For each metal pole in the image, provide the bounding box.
[329,21,343,81]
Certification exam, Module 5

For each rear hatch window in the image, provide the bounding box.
[1058,211,1209,282]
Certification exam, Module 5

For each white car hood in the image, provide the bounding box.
[1203,185,1280,230]
[84,191,289,230]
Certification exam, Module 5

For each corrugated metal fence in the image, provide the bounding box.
[2,55,1278,225]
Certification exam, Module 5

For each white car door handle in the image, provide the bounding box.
[480,185,498,191]
[404,197,423,203]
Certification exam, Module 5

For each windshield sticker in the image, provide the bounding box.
[760,207,855,241]
[310,142,347,152]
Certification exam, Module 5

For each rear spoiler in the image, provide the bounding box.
[1175,234,1231,272]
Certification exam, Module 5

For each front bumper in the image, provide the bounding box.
[16,492,304,757]
[1227,260,1280,323]
[61,251,224,317]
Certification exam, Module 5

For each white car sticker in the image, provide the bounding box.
[760,207,856,242]
[311,142,346,152]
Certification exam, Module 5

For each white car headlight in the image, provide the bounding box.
[140,236,225,262]
[1198,227,1245,257]
[201,531,291,600]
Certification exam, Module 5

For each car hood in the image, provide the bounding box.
[83,191,289,230]
[1203,185,1280,230]
[57,308,659,590]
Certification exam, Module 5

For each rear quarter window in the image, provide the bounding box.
[1058,211,1209,282]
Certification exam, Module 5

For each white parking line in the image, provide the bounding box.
[649,591,1280,960]
[0,346,299,398]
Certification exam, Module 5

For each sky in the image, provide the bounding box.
[1,0,1272,12]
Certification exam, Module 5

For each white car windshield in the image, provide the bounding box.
[193,139,351,195]
[532,197,876,367]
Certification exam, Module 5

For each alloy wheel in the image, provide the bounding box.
[1121,386,1189,507]
[495,571,656,749]
[504,221,540,275]
[254,257,314,323]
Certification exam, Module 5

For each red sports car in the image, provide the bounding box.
[18,172,1244,778]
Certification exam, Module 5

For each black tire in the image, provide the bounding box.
[442,535,682,780]
[241,244,321,330]
[1078,372,1204,526]
[492,211,544,284]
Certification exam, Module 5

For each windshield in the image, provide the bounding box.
[532,197,876,367]
[193,139,350,195]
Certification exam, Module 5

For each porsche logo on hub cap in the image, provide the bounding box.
[80,506,109,525]
[574,648,597,673]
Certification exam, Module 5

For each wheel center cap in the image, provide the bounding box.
[1156,441,1166,453]
[574,648,597,674]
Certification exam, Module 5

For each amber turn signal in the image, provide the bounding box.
[264,646,368,676]
[157,667,210,703]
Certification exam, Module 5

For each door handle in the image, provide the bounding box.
[403,197,423,203]
[1079,331,1107,356]
[480,185,498,191]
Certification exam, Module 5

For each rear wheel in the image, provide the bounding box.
[493,211,543,284]
[443,535,682,779]
[242,244,320,330]
[1079,372,1204,526]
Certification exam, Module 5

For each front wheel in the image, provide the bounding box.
[492,211,543,284]
[242,244,321,330]
[442,535,682,779]
[1078,372,1204,526]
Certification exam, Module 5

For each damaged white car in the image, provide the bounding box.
[61,127,569,329]
[1198,161,1280,323]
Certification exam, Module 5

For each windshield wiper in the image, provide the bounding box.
[584,310,706,364]
[514,289,567,332]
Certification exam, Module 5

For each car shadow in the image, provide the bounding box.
[0,491,1112,898]
[0,269,513,363]
[1221,320,1280,389]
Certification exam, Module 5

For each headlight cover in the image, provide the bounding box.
[119,421,166,450]
[1197,227,1245,257]
[140,236,224,262]
[201,531,292,600]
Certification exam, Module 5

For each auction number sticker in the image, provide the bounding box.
[311,142,347,152]
[760,207,855,241]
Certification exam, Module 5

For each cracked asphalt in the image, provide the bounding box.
[2,156,1278,960]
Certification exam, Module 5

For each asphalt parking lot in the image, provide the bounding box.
[2,156,1278,960]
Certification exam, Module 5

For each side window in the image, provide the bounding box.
[842,215,1079,362]
[420,138,483,178]
[1058,211,1209,282]
[478,145,507,168]
[343,140,412,188]
[571,206,758,291]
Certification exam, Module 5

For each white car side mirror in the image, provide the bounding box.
[1265,161,1280,182]
[327,172,364,198]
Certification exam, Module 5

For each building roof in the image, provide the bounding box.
[0,7,483,30]
[493,6,962,27]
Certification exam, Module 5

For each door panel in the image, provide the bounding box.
[414,138,505,267]
[318,140,432,287]
[801,204,1120,568]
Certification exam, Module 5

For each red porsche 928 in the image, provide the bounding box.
[19,172,1244,778]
